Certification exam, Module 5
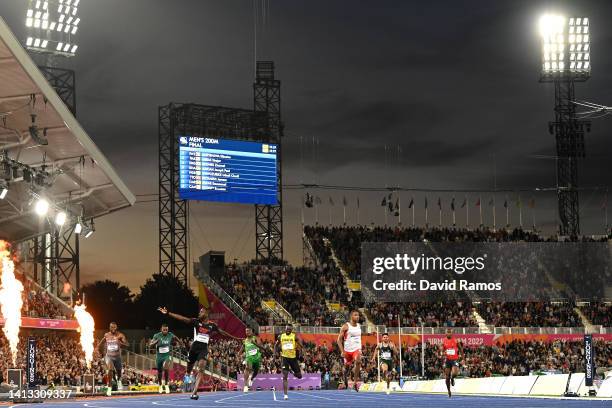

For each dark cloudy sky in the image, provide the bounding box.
[1,1,611,291]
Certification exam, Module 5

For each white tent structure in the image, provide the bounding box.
[0,16,135,243]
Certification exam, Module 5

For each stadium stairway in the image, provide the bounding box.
[574,303,596,331]
[302,230,320,268]
[303,234,374,327]
[322,237,353,293]
[471,306,493,333]
[196,272,260,330]
[261,299,293,325]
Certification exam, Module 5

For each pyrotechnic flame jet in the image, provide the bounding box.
[0,240,24,366]
[74,303,95,369]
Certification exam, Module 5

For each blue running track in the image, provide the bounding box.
[4,391,610,408]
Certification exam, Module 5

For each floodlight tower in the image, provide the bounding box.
[539,15,591,236]
[23,0,81,114]
[25,0,81,56]
[21,0,83,297]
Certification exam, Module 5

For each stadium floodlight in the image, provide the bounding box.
[84,219,94,238]
[0,182,7,199]
[540,14,590,79]
[55,211,67,226]
[24,0,82,56]
[74,219,82,234]
[34,198,49,216]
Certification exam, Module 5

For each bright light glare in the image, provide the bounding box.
[34,198,49,216]
[74,222,82,234]
[539,14,565,38]
[55,211,67,226]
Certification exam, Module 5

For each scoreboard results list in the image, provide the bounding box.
[178,136,278,205]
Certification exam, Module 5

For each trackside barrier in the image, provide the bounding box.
[598,376,612,397]
[567,372,585,395]
[499,376,537,395]
[529,373,569,396]
[368,374,587,397]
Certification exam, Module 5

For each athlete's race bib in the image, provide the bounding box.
[248,349,258,356]
[158,346,170,353]
[282,342,294,351]
[195,333,210,343]
[446,349,456,356]
[381,352,391,360]
[107,344,119,352]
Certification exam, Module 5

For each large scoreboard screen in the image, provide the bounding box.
[178,136,278,205]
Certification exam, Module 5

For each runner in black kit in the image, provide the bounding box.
[158,306,240,400]
[371,332,397,394]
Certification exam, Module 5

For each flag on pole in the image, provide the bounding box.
[394,198,400,216]
[503,199,508,208]
[315,196,322,205]
[451,197,455,211]
[528,197,535,208]
[475,198,481,207]
[461,197,467,208]
[343,196,347,206]
[437,197,442,209]
[516,196,522,207]
[408,197,414,208]
[381,196,387,206]
[424,197,428,208]
[488,197,494,206]
[602,192,608,209]
[388,200,394,213]
[329,196,334,206]
[304,193,314,208]
[357,197,360,208]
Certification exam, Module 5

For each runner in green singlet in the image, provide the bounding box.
[150,323,183,394]
[238,327,264,393]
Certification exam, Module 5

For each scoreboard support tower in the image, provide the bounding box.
[158,104,270,284]
[159,61,284,285]
[254,61,284,264]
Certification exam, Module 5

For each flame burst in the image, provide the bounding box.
[74,303,95,369]
[0,240,24,366]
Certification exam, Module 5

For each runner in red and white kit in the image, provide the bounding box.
[337,310,362,391]
[442,329,461,398]
[96,322,128,396]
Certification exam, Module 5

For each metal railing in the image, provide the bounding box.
[259,325,610,335]
[260,300,289,324]
[126,348,236,382]
[122,349,156,373]
[196,273,259,331]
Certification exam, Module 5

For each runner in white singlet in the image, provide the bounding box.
[337,310,363,391]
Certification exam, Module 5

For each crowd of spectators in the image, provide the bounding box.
[211,263,349,326]
[1,331,610,389]
[20,278,69,320]
[179,335,611,385]
[0,332,154,387]
[476,302,582,327]
[412,338,611,380]
[369,302,476,327]
[304,225,550,281]
[579,302,612,327]
[303,225,611,328]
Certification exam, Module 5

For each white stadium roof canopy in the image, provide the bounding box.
[0,16,135,242]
